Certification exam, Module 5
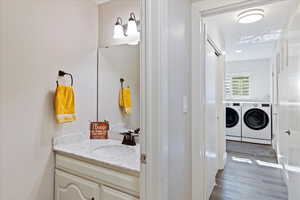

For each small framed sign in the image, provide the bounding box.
[90,121,109,139]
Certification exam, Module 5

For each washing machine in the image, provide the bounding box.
[242,103,272,144]
[225,103,242,141]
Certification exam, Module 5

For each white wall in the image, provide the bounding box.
[168,0,191,199]
[98,45,140,140]
[0,0,98,199]
[226,58,272,102]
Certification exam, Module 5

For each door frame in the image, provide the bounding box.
[140,0,169,200]
[191,1,285,199]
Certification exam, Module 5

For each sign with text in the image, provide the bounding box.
[90,121,109,139]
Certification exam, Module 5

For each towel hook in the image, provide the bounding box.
[57,70,73,86]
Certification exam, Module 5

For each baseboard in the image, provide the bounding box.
[242,137,272,144]
[222,152,227,169]
[277,156,289,185]
[226,136,242,141]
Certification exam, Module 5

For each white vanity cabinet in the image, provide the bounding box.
[54,153,139,200]
[101,185,138,200]
[55,170,100,200]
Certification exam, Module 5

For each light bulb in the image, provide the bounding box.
[126,12,138,36]
[113,17,125,39]
[127,32,140,46]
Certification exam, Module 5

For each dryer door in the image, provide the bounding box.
[226,107,239,128]
[243,108,269,130]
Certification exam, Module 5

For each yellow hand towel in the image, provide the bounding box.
[54,85,76,123]
[119,88,132,114]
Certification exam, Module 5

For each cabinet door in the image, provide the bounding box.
[101,185,138,200]
[55,169,100,200]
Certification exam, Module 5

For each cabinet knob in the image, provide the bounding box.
[91,198,95,200]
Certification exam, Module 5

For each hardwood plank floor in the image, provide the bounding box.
[210,141,288,200]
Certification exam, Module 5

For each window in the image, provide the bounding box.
[225,75,250,99]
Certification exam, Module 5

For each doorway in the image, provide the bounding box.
[191,0,299,199]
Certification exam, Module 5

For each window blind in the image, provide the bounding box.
[225,75,250,98]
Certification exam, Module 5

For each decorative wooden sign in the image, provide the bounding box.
[90,121,109,139]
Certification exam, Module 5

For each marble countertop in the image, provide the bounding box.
[53,133,140,173]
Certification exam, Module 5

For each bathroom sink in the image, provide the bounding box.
[91,144,138,158]
[54,137,140,172]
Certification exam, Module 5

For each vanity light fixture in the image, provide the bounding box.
[237,9,264,24]
[126,12,138,36]
[113,12,140,45]
[113,17,125,39]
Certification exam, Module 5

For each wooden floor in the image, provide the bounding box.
[210,141,288,200]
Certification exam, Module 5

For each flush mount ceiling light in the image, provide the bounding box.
[237,9,264,24]
[113,17,125,39]
[126,12,138,36]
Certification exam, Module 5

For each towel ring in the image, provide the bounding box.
[56,70,73,86]
[120,78,129,88]
[120,78,125,89]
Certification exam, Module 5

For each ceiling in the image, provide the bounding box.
[205,0,298,61]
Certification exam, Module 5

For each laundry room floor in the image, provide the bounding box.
[210,141,288,200]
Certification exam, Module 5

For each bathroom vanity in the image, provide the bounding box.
[53,134,140,200]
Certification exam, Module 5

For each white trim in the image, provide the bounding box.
[222,152,227,167]
[241,138,272,144]
[226,136,242,141]
[140,0,169,200]
[191,7,206,200]
[139,0,146,199]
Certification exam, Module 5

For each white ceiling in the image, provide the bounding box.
[205,0,298,61]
